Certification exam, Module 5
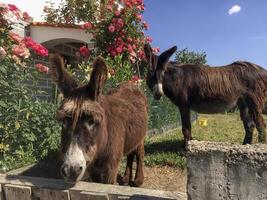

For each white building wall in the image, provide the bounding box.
[29,26,92,44]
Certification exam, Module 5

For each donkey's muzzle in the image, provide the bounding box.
[61,164,84,183]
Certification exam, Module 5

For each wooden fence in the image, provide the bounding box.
[0,174,186,200]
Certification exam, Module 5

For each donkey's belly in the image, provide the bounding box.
[191,100,237,114]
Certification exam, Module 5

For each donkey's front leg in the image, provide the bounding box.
[179,106,192,150]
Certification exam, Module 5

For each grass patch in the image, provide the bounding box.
[144,112,267,169]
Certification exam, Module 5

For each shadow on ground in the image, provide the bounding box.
[145,139,185,155]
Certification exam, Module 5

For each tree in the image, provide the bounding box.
[43,0,99,24]
[43,0,151,83]
[174,48,207,65]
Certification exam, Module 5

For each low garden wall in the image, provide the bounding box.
[187,140,267,200]
[0,174,187,200]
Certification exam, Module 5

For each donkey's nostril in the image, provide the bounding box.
[61,165,68,177]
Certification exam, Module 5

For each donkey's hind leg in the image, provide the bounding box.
[121,151,135,185]
[132,140,145,187]
[238,100,255,144]
[246,95,266,143]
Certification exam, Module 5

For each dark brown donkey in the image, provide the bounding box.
[50,54,147,186]
[144,43,267,149]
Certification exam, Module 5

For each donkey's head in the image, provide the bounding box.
[50,54,108,183]
[144,44,177,100]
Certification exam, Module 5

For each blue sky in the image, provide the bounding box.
[143,1,267,67]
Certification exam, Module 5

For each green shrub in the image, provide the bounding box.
[0,56,61,172]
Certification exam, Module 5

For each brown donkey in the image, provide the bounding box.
[144,44,267,149]
[50,54,147,186]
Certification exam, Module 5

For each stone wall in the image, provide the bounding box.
[187,140,267,200]
[0,174,187,200]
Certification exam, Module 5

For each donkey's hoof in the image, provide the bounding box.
[121,175,131,186]
[130,178,144,187]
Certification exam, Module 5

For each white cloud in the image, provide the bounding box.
[228,5,241,15]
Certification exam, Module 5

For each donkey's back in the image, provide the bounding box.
[103,82,147,155]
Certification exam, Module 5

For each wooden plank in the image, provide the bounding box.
[39,188,70,200]
[4,184,31,200]
[70,190,108,200]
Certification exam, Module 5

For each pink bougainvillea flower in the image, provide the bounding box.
[110,50,117,57]
[116,46,123,53]
[81,22,93,29]
[137,50,145,60]
[116,18,124,29]
[134,13,142,21]
[127,44,134,53]
[35,63,49,74]
[143,21,149,30]
[9,32,22,43]
[12,44,30,59]
[127,37,133,43]
[152,47,160,54]
[108,24,115,33]
[79,46,90,58]
[146,36,153,43]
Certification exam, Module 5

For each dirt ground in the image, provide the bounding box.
[141,166,186,193]
[9,160,187,193]
[9,161,187,192]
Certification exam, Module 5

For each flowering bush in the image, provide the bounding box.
[0,2,48,71]
[0,2,60,172]
[44,0,152,82]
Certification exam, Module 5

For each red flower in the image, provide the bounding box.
[108,25,115,33]
[34,44,48,57]
[131,75,140,82]
[23,37,48,57]
[79,46,90,58]
[116,46,123,53]
[7,4,19,11]
[110,50,117,57]
[81,22,93,29]
[23,37,35,48]
[116,18,124,29]
[35,63,49,74]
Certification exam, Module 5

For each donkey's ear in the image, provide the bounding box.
[49,54,78,96]
[87,57,107,100]
[157,46,177,71]
[144,43,155,70]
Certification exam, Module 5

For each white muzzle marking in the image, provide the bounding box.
[153,83,164,96]
[63,141,86,181]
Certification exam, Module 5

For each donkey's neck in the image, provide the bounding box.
[162,64,184,105]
